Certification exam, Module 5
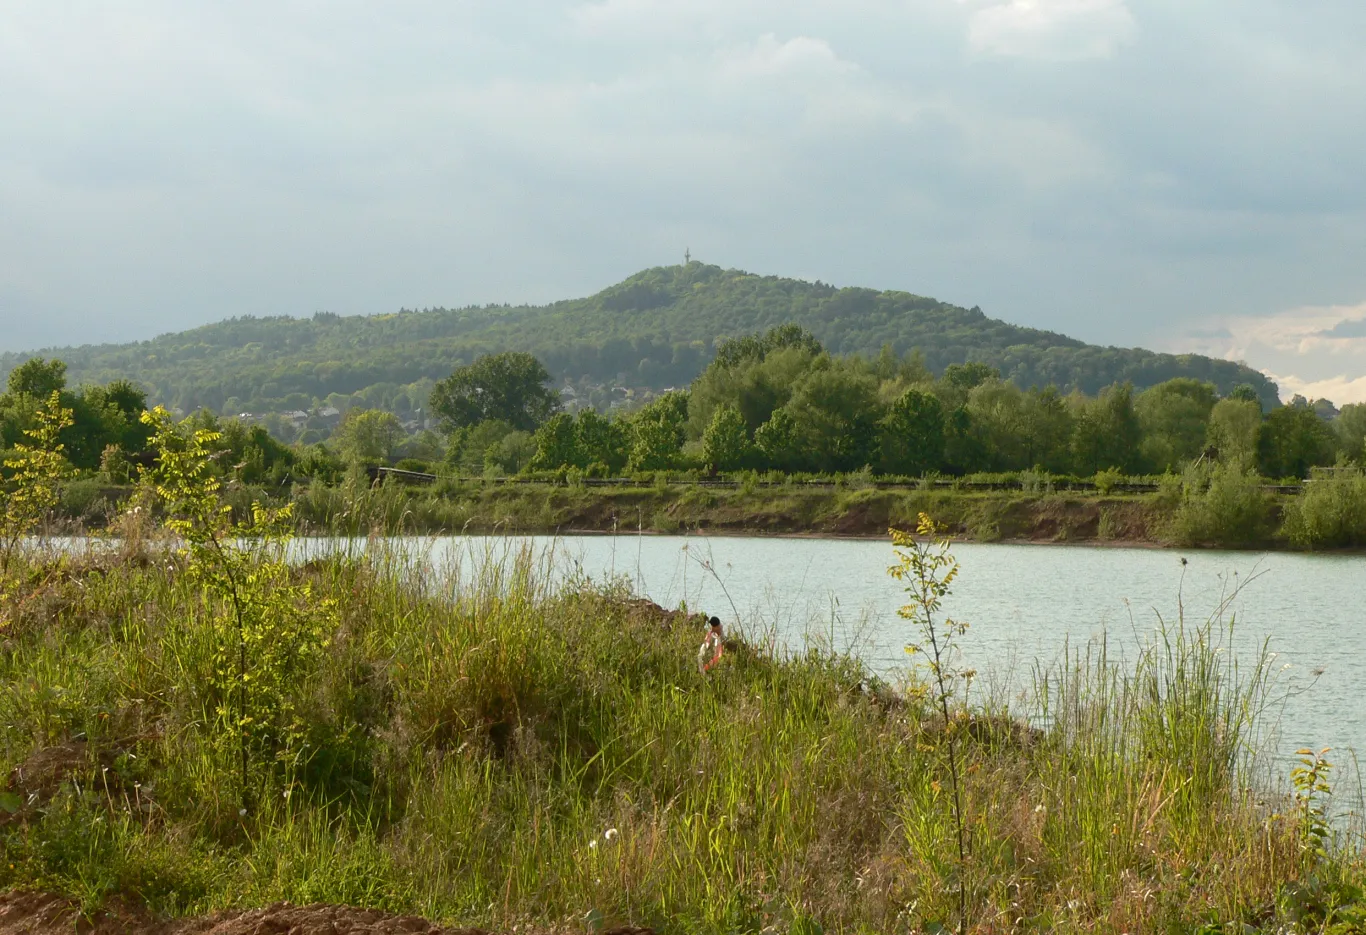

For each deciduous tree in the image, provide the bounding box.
[430,352,558,432]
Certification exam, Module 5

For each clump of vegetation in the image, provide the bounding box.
[1283,468,1366,550]
[1171,463,1275,548]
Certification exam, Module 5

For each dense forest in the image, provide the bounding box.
[0,264,1280,416]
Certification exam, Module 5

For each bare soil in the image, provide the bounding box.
[0,893,654,935]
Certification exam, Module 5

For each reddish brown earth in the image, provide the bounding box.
[0,893,653,935]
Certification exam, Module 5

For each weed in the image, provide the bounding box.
[1291,747,1334,864]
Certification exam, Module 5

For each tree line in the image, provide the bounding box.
[3,326,1362,493]
[429,327,1360,483]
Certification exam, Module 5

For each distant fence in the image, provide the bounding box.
[366,466,1307,496]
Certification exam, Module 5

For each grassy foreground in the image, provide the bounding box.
[2,536,1365,934]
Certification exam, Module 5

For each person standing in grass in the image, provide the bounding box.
[698,616,725,675]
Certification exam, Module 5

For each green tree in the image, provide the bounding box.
[889,514,972,934]
[1206,399,1263,468]
[1335,403,1366,464]
[1256,406,1338,480]
[575,410,630,474]
[964,381,1029,471]
[878,388,945,476]
[429,352,558,432]
[1070,384,1142,475]
[1018,387,1073,473]
[712,324,823,369]
[6,358,67,398]
[0,359,153,471]
[485,430,536,475]
[332,409,403,465]
[528,413,580,472]
[1135,378,1218,472]
[754,408,802,473]
[1172,464,1274,547]
[701,405,753,472]
[941,406,984,475]
[1283,468,1366,549]
[941,361,999,394]
[1226,384,1264,409]
[688,343,819,439]
[627,392,688,471]
[784,365,881,473]
[446,420,515,476]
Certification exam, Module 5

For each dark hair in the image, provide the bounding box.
[708,616,722,628]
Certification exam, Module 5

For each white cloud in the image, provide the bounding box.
[714,34,856,80]
[1264,372,1366,406]
[1181,302,1366,360]
[1175,302,1366,404]
[570,0,777,38]
[967,0,1136,61]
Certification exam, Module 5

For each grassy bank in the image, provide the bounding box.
[2,537,1364,934]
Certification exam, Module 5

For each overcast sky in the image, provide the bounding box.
[4,1,1366,400]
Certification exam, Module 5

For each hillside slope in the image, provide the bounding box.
[0,263,1279,412]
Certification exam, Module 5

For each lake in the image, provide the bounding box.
[302,534,1365,775]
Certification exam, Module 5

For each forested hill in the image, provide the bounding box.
[0,263,1279,413]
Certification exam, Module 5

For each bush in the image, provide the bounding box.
[1171,465,1273,547]
[60,475,105,519]
[1283,469,1366,550]
[1094,467,1123,495]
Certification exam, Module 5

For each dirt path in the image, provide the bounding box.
[0,893,653,935]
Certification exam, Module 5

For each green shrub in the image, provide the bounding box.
[59,478,107,519]
[1171,464,1273,547]
[1283,468,1366,550]
[1093,467,1123,495]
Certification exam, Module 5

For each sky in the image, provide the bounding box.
[3,1,1366,400]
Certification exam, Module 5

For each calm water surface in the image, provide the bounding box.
[309,535,1364,768]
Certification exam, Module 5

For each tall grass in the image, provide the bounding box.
[0,540,1361,932]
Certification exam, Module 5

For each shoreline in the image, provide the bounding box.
[66,480,1366,553]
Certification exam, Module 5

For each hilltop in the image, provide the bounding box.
[0,263,1279,413]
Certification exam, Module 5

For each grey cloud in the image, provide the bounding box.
[1324,320,1366,339]
[3,0,1366,363]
